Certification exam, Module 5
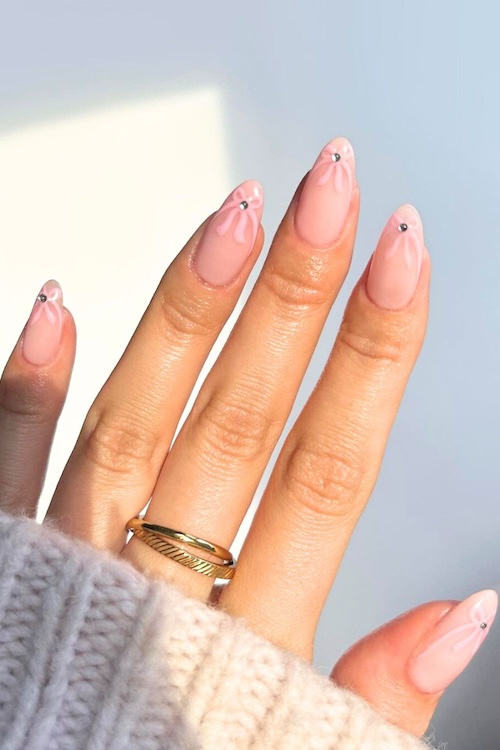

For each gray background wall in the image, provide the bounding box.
[1,2,498,747]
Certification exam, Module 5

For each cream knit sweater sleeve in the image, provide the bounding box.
[0,509,432,750]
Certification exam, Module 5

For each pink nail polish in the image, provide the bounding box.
[408,589,498,694]
[366,204,424,310]
[22,280,64,365]
[294,137,355,248]
[192,180,264,287]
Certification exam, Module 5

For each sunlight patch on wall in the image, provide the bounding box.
[0,89,235,516]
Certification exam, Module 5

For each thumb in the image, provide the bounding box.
[331,589,498,736]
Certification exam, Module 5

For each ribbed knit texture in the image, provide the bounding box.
[0,509,432,750]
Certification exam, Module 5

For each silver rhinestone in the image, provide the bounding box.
[37,294,47,302]
[398,223,408,232]
[239,200,249,210]
[331,152,341,162]
[480,622,488,630]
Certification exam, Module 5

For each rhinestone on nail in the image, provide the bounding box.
[331,152,341,162]
[480,622,488,630]
[37,294,48,303]
[398,223,408,232]
[239,200,249,210]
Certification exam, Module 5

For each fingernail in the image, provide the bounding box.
[22,280,64,365]
[366,204,424,310]
[192,180,264,287]
[294,137,355,247]
[407,589,498,694]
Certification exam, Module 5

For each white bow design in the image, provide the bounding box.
[309,144,353,193]
[380,213,420,270]
[419,604,495,660]
[30,284,63,327]
[215,187,263,245]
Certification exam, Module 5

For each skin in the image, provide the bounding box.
[0,158,448,739]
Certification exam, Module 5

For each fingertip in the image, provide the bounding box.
[408,588,498,695]
[331,599,460,736]
[191,180,265,288]
[294,136,356,249]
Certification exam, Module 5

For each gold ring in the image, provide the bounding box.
[128,517,233,563]
[126,517,236,580]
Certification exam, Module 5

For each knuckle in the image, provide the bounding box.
[156,289,217,339]
[336,320,404,367]
[262,260,331,311]
[282,438,364,520]
[193,391,275,462]
[82,408,159,476]
[0,377,56,424]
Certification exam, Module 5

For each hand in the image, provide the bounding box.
[1,137,495,739]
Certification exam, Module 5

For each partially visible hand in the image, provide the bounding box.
[1,136,496,739]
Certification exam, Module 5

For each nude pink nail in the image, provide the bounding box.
[366,204,424,310]
[407,589,498,694]
[294,137,355,248]
[192,180,264,287]
[22,280,64,365]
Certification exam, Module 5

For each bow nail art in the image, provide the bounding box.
[29,282,64,328]
[193,180,264,287]
[367,204,424,310]
[22,280,64,366]
[408,589,498,694]
[418,596,496,660]
[309,140,354,194]
[380,211,422,270]
[214,185,263,246]
[295,137,356,247]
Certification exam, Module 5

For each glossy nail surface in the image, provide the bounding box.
[295,137,355,247]
[22,280,64,365]
[366,204,424,310]
[192,180,264,287]
[408,589,498,694]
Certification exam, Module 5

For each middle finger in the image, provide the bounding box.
[123,138,360,596]
[222,205,430,658]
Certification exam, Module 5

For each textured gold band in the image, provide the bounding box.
[134,519,233,563]
[126,519,236,580]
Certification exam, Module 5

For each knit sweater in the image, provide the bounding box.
[0,509,432,750]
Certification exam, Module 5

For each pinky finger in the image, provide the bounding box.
[0,279,75,517]
[331,589,498,736]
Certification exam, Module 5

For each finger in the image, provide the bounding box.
[0,280,75,516]
[121,138,360,596]
[45,181,265,551]
[220,205,430,656]
[332,590,498,736]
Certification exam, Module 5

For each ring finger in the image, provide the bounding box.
[46,181,265,550]
[220,204,430,658]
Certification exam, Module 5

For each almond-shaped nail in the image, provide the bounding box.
[366,204,424,310]
[192,180,264,287]
[22,280,64,365]
[407,589,498,694]
[295,137,355,247]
